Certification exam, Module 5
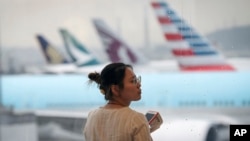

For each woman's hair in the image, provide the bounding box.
[88,62,132,100]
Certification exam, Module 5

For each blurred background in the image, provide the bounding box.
[1,0,250,141]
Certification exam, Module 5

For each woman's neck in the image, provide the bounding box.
[106,100,130,107]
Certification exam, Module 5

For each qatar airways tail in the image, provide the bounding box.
[151,0,235,71]
[36,35,70,64]
[92,18,179,72]
[92,19,147,65]
[59,29,101,67]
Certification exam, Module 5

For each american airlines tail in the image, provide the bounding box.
[59,29,100,67]
[36,35,69,64]
[151,0,235,71]
[92,19,146,65]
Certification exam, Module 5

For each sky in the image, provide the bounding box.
[1,0,250,50]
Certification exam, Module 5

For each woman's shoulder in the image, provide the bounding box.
[123,107,147,120]
[87,107,145,119]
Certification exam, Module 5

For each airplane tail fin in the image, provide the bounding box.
[92,18,146,65]
[36,35,69,64]
[151,0,235,71]
[59,29,100,67]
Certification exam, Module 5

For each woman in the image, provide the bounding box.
[83,62,152,141]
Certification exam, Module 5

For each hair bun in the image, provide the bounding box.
[88,72,101,84]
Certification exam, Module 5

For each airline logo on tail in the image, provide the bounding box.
[92,19,144,64]
[151,0,235,71]
[60,29,100,67]
[36,35,69,64]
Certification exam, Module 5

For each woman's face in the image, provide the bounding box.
[119,67,141,103]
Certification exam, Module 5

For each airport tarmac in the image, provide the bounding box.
[2,107,249,141]
[134,107,250,124]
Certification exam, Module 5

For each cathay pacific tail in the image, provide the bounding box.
[36,35,69,64]
[59,29,100,67]
[151,0,235,71]
[92,19,146,65]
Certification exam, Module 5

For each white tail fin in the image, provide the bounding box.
[59,29,100,67]
[151,0,235,71]
[92,19,146,65]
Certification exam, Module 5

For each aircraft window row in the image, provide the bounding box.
[213,101,234,106]
[242,100,250,106]
[178,100,249,107]
[179,101,206,106]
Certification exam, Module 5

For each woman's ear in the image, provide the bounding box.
[111,85,120,96]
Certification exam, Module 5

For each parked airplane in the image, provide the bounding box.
[92,18,179,72]
[25,35,78,74]
[59,29,101,67]
[3,72,249,141]
[151,0,235,71]
[92,19,147,65]
[26,30,106,74]
[92,17,241,73]
[59,28,114,74]
[37,35,70,65]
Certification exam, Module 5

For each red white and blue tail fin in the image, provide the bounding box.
[36,35,69,64]
[92,19,146,65]
[151,0,235,71]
